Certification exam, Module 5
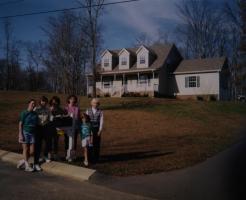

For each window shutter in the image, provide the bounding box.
[185,77,188,88]
[197,76,200,88]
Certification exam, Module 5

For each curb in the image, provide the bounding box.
[0,149,96,181]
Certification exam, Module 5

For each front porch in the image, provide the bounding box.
[87,72,159,97]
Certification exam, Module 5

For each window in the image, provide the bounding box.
[185,76,200,88]
[104,58,110,67]
[121,57,127,66]
[103,81,111,88]
[140,56,146,64]
[138,75,150,85]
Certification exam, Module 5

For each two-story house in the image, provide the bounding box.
[87,43,229,100]
[87,44,182,97]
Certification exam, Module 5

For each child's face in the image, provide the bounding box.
[69,97,76,106]
[91,100,98,108]
[52,100,58,106]
[82,117,86,123]
[28,101,36,111]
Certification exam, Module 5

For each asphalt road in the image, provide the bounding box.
[0,161,154,200]
[91,137,246,200]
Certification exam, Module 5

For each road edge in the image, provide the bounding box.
[0,149,96,181]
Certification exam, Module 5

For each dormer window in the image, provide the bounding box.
[104,58,109,67]
[140,56,146,64]
[121,57,127,66]
[136,45,150,68]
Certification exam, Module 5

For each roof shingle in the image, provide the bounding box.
[98,44,174,74]
[174,57,226,74]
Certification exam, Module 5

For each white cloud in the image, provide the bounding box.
[106,0,181,40]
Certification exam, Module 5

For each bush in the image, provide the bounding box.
[209,95,217,101]
[104,93,111,97]
[197,96,204,101]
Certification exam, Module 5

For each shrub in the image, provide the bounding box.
[104,93,111,97]
[197,96,204,101]
[209,95,217,101]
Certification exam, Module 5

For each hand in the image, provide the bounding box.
[89,136,93,144]
[97,130,102,137]
[18,132,24,143]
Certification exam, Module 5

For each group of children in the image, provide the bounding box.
[17,95,103,172]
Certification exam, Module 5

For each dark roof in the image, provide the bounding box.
[98,44,174,74]
[174,57,227,74]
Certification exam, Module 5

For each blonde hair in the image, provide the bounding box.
[91,98,100,105]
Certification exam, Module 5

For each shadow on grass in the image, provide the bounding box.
[98,150,174,163]
[102,101,160,111]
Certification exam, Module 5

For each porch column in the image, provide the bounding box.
[100,75,103,89]
[123,74,125,86]
[137,72,140,86]
[152,71,155,90]
[86,76,89,96]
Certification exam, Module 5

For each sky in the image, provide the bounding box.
[0,0,232,51]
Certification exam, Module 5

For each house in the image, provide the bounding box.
[87,43,230,100]
[173,57,230,100]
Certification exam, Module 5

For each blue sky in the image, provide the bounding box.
[0,0,232,51]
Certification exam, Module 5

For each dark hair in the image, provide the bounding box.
[81,113,90,123]
[49,96,61,106]
[28,99,36,104]
[40,96,48,104]
[67,95,78,104]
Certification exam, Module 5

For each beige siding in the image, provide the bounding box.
[101,52,113,71]
[119,50,130,70]
[137,47,149,68]
[175,72,220,96]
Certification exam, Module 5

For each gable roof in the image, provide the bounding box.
[97,43,174,74]
[118,48,138,56]
[101,49,120,57]
[174,57,227,74]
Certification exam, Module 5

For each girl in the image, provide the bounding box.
[80,113,92,167]
[34,96,51,171]
[64,95,81,161]
[17,99,38,172]
[49,96,66,160]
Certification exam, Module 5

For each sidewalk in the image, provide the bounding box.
[0,149,95,181]
[90,137,246,200]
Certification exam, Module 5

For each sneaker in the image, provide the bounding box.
[34,164,42,172]
[17,160,25,169]
[44,157,51,163]
[25,165,34,172]
[83,160,88,167]
[39,158,45,163]
[67,158,73,163]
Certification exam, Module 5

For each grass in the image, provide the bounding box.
[0,91,246,176]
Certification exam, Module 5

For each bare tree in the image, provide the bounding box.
[176,0,228,59]
[224,0,244,97]
[133,33,153,47]
[24,41,44,90]
[3,18,12,90]
[43,10,88,94]
[1,18,23,90]
[77,0,105,97]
